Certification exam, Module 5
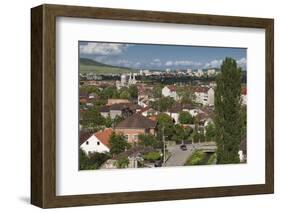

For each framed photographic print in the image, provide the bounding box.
[31,4,274,208]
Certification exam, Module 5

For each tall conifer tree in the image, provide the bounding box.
[215,58,242,164]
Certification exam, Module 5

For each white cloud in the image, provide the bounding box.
[175,60,201,66]
[80,43,129,55]
[237,57,247,69]
[165,60,201,67]
[204,58,247,69]
[204,59,223,69]
[150,58,162,67]
[165,61,173,66]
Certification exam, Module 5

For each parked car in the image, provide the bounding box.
[180,144,187,151]
[154,160,162,167]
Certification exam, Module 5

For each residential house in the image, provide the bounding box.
[139,106,159,117]
[239,137,247,162]
[241,87,247,105]
[115,113,157,143]
[188,108,204,117]
[195,69,204,77]
[195,112,213,127]
[99,103,133,119]
[164,103,193,124]
[99,103,140,119]
[88,92,98,99]
[79,91,88,105]
[80,128,113,155]
[107,99,130,106]
[162,85,180,101]
[207,69,216,76]
[193,87,214,106]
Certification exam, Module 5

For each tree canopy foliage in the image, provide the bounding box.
[151,97,175,112]
[109,132,131,155]
[179,111,193,124]
[215,58,242,164]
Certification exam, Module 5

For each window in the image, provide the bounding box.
[97,141,100,145]
[124,135,129,142]
[86,141,89,145]
[133,134,138,141]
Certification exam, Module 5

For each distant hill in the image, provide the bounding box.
[79,58,136,74]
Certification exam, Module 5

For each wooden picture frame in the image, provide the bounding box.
[31,4,274,208]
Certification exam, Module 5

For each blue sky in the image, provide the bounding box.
[79,41,247,70]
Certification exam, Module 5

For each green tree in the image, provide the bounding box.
[138,134,160,148]
[119,90,131,99]
[191,128,200,143]
[114,155,129,168]
[152,85,163,99]
[151,97,175,112]
[81,108,105,128]
[79,149,94,170]
[109,132,131,155]
[178,111,193,124]
[191,118,200,143]
[105,116,113,128]
[79,149,109,170]
[128,85,138,99]
[240,105,247,137]
[80,85,100,95]
[205,123,216,141]
[177,86,195,104]
[198,128,205,142]
[171,124,187,143]
[101,86,119,99]
[112,115,124,128]
[215,57,242,164]
[156,113,174,140]
[143,151,161,162]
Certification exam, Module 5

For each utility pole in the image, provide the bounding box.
[162,126,165,167]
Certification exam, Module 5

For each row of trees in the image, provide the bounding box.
[150,86,196,112]
[156,113,215,143]
[80,108,124,130]
[80,84,138,101]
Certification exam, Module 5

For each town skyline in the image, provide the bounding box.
[79,41,247,70]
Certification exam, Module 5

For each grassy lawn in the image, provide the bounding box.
[185,151,217,166]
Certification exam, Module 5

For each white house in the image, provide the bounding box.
[195,69,204,77]
[162,85,180,101]
[194,87,214,106]
[140,107,158,117]
[188,108,204,117]
[207,69,216,76]
[241,87,247,105]
[80,128,113,155]
[207,88,215,106]
[239,138,247,162]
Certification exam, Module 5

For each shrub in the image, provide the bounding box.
[143,151,161,162]
[114,156,129,168]
[185,151,206,165]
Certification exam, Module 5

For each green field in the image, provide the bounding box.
[79,58,137,74]
[80,64,136,74]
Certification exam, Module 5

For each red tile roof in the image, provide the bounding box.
[193,87,209,93]
[94,128,113,148]
[167,85,177,92]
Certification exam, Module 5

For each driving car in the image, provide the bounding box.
[180,144,187,151]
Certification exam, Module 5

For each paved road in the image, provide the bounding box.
[165,144,199,167]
